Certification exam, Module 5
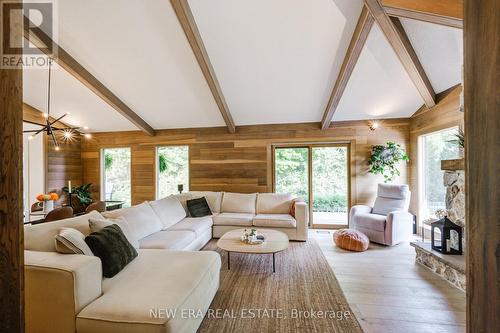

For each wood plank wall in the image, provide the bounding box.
[409,86,464,224]
[46,136,83,205]
[81,120,410,207]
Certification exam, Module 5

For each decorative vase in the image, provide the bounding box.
[43,200,54,213]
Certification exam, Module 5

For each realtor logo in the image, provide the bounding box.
[1,0,58,68]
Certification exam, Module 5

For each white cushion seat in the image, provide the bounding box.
[252,214,296,228]
[138,230,196,250]
[168,216,214,237]
[212,213,254,226]
[352,213,386,232]
[76,250,221,333]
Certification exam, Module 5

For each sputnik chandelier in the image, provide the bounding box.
[23,58,91,150]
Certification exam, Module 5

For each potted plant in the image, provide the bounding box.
[36,192,59,213]
[62,183,93,213]
[447,128,465,158]
[368,142,409,183]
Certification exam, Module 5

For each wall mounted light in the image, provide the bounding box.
[369,121,380,131]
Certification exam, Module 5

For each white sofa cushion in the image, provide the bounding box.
[213,212,254,226]
[138,230,196,250]
[252,214,297,228]
[24,211,103,252]
[88,217,140,249]
[189,191,223,213]
[55,228,94,256]
[172,193,193,215]
[221,192,257,214]
[149,195,187,230]
[352,213,387,232]
[76,250,221,333]
[102,202,163,241]
[168,216,213,237]
[256,193,293,214]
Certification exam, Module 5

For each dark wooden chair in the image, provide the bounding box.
[44,206,74,223]
[31,202,43,212]
[85,201,106,214]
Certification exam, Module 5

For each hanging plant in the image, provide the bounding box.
[447,128,465,148]
[159,154,168,173]
[104,153,113,170]
[368,142,409,183]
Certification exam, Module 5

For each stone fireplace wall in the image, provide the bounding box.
[441,159,466,248]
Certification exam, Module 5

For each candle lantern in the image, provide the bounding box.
[431,217,463,255]
[178,184,184,194]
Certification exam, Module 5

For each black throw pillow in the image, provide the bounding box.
[187,197,212,217]
[85,224,138,278]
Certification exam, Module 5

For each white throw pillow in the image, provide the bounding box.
[89,217,140,248]
[149,195,187,230]
[101,202,163,240]
[55,227,94,256]
[221,192,257,214]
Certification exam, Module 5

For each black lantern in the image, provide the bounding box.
[431,217,463,255]
[178,184,184,194]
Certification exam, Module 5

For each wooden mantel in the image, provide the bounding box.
[441,158,465,171]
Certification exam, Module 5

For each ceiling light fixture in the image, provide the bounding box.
[369,121,380,131]
[23,58,82,151]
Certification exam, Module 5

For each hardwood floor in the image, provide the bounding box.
[311,230,465,333]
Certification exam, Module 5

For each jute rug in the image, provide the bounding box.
[198,239,363,333]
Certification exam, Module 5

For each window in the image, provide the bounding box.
[418,127,459,221]
[157,146,189,199]
[102,148,131,207]
[274,144,350,229]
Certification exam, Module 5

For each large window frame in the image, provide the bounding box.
[156,145,190,199]
[100,147,132,207]
[417,126,459,226]
[272,142,352,229]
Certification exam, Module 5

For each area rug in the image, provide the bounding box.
[198,239,363,333]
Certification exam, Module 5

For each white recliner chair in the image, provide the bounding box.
[350,184,413,246]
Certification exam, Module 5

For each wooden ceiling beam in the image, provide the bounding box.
[170,0,236,134]
[365,0,436,108]
[381,0,463,28]
[23,19,156,136]
[23,102,71,129]
[320,6,374,130]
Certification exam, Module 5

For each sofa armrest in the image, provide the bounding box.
[349,205,372,221]
[385,211,414,245]
[25,251,102,333]
[294,201,309,241]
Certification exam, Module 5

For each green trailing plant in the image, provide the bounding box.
[159,154,168,173]
[368,142,409,183]
[62,183,93,206]
[447,128,465,148]
[104,153,113,170]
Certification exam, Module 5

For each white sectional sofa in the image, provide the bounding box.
[23,192,308,333]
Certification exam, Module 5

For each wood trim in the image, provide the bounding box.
[381,0,463,20]
[464,0,499,331]
[0,2,24,329]
[23,19,155,136]
[365,0,436,108]
[384,6,462,29]
[170,0,236,134]
[411,85,462,118]
[321,6,374,130]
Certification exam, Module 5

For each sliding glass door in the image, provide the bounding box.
[274,144,350,229]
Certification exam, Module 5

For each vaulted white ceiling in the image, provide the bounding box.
[22,0,463,131]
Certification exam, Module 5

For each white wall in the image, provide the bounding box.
[23,123,45,222]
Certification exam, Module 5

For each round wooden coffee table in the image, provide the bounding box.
[217,229,289,273]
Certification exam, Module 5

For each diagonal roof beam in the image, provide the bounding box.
[170,0,236,134]
[23,18,155,136]
[382,0,462,29]
[321,6,374,130]
[365,0,436,108]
